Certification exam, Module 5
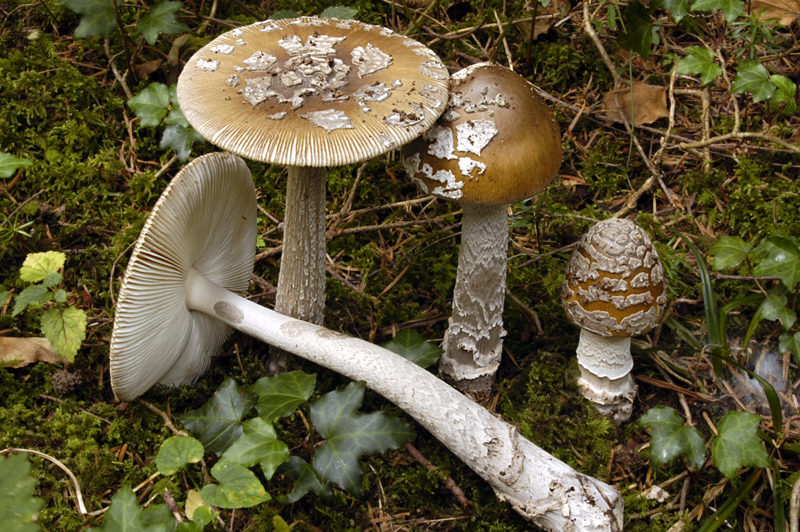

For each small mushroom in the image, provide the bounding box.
[402,63,562,392]
[109,151,623,532]
[177,17,449,374]
[560,218,667,423]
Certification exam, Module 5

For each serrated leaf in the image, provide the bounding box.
[58,0,117,38]
[770,74,797,114]
[180,378,257,454]
[128,84,171,127]
[220,418,289,480]
[137,1,190,46]
[159,125,204,161]
[652,0,690,21]
[40,307,87,362]
[640,406,705,469]
[690,0,745,22]
[43,271,63,289]
[311,381,415,496]
[754,232,800,288]
[88,486,164,531]
[0,153,32,179]
[200,461,270,508]
[382,329,442,369]
[676,46,723,85]
[0,453,44,532]
[269,10,301,19]
[711,411,770,478]
[20,251,66,283]
[780,332,800,367]
[250,370,316,420]
[619,1,658,59]
[275,456,332,504]
[320,5,359,19]
[731,60,777,103]
[155,436,204,475]
[761,291,796,330]
[13,285,52,317]
[52,289,67,303]
[709,235,752,270]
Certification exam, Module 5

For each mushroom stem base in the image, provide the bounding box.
[576,331,636,423]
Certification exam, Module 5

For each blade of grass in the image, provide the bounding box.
[665,316,704,351]
[774,460,786,532]
[697,468,762,532]
[720,293,765,352]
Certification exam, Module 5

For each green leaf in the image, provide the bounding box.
[275,456,332,504]
[159,125,204,161]
[43,271,64,289]
[220,418,289,480]
[311,381,415,496]
[40,307,87,362]
[176,506,213,532]
[19,251,66,283]
[754,232,800,288]
[708,234,752,270]
[200,461,270,508]
[619,1,658,59]
[52,289,67,303]
[163,107,189,129]
[711,411,770,478]
[128,84,171,127]
[88,486,165,531]
[731,60,777,103]
[320,5,359,19]
[382,329,443,369]
[180,378,257,454]
[0,153,32,179]
[690,0,745,22]
[780,332,800,367]
[651,0,690,21]
[250,370,316,421]
[155,436,204,475]
[676,46,722,85]
[761,291,796,330]
[12,285,52,317]
[58,0,117,38]
[0,453,44,532]
[136,1,190,46]
[770,75,797,115]
[269,10,301,19]
[0,284,8,305]
[640,406,706,469]
[273,516,290,532]
[141,504,176,532]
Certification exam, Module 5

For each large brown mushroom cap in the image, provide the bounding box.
[561,218,667,338]
[177,17,449,167]
[402,62,562,205]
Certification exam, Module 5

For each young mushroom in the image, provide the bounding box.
[402,63,562,393]
[560,218,667,423]
[110,151,623,532]
[176,17,449,374]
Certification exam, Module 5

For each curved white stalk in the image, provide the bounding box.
[185,268,623,532]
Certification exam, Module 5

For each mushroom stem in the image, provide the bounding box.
[185,267,623,532]
[575,330,637,423]
[440,203,508,392]
[270,165,328,374]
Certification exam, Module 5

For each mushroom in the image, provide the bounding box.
[401,63,562,392]
[110,151,623,532]
[176,17,449,373]
[560,218,667,423]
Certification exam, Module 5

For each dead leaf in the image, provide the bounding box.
[134,59,163,79]
[0,337,69,368]
[604,82,669,126]
[523,17,554,39]
[748,0,799,26]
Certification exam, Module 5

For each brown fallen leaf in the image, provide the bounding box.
[604,82,670,126]
[135,59,163,79]
[0,337,69,368]
[523,17,554,39]
[748,0,799,26]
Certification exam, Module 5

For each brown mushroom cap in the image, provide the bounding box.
[401,62,562,205]
[561,218,667,338]
[177,17,449,167]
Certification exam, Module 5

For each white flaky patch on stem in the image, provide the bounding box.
[185,268,623,532]
[270,165,328,374]
[575,330,637,423]
[440,204,508,392]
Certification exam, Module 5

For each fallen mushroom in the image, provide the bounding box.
[176,17,449,374]
[560,218,667,423]
[110,151,623,532]
[401,63,562,392]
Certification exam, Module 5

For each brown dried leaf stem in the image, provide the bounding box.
[404,442,470,508]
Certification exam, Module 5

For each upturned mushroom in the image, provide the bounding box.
[177,17,449,373]
[110,151,623,532]
[402,63,562,392]
[560,218,667,423]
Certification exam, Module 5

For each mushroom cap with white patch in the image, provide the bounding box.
[109,152,257,401]
[402,62,562,205]
[561,218,668,338]
[177,17,450,167]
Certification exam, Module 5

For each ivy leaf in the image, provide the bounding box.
[320,6,359,19]
[58,0,117,38]
[761,291,796,330]
[200,461,271,508]
[140,504,176,532]
[0,453,44,532]
[711,411,770,478]
[269,10,301,19]
[128,84,171,127]
[19,252,66,283]
[163,107,189,129]
[275,456,332,504]
[220,418,289,480]
[12,285,52,317]
[690,0,745,22]
[250,370,316,421]
[137,1,190,46]
[770,75,797,115]
[176,505,213,532]
[780,332,800,367]
[731,60,777,103]
[676,46,722,85]
[40,307,87,362]
[311,381,415,496]
[382,329,443,369]
[754,232,800,288]
[708,235,752,270]
[640,406,705,469]
[180,378,257,454]
[651,0,690,21]
[88,486,165,531]
[159,125,204,161]
[155,436,204,475]
[0,153,32,179]
[619,1,658,59]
